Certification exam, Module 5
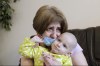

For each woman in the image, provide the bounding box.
[20,5,88,66]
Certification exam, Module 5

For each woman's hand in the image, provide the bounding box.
[42,52,62,66]
[20,57,34,66]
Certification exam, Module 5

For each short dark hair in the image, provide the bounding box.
[33,5,68,35]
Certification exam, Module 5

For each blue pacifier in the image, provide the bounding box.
[43,37,55,46]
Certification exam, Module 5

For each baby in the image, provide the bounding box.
[51,32,77,55]
[19,32,77,66]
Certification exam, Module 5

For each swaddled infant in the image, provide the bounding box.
[19,32,78,66]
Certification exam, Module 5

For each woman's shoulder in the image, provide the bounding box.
[71,44,83,56]
[21,35,36,42]
[30,35,36,39]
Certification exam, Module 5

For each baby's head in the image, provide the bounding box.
[51,32,77,55]
[60,32,77,51]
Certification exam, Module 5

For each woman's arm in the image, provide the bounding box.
[20,56,34,66]
[19,38,36,58]
[71,44,88,66]
[71,51,88,66]
[50,40,88,66]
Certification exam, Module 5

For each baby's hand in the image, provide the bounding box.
[42,52,61,66]
[51,43,68,55]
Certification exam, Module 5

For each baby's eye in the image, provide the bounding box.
[63,44,67,48]
[57,39,61,42]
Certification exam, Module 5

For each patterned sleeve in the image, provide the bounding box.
[71,43,83,56]
[18,38,36,58]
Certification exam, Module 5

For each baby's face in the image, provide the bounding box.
[51,32,77,55]
[58,34,68,47]
[51,35,70,55]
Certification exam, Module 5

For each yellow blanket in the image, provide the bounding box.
[19,38,72,66]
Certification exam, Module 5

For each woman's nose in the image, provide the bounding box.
[51,34,57,39]
[50,32,58,39]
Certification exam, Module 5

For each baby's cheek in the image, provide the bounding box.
[51,44,55,50]
[60,46,67,52]
[51,41,57,48]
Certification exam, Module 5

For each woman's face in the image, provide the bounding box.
[42,22,61,39]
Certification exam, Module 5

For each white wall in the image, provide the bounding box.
[0,0,100,65]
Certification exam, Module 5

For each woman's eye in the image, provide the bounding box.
[46,28,53,32]
[57,28,61,32]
